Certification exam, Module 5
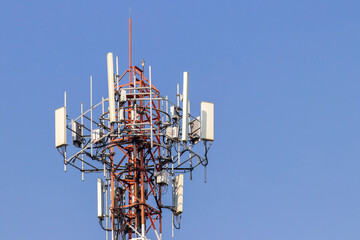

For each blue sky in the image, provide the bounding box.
[1,0,360,239]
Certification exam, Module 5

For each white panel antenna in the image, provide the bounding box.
[173,174,184,215]
[131,107,137,121]
[119,108,125,121]
[97,178,104,218]
[170,106,179,119]
[92,129,105,144]
[120,89,127,102]
[181,72,189,141]
[166,126,179,140]
[155,170,170,185]
[190,116,201,141]
[107,52,116,123]
[201,102,214,141]
[72,121,82,148]
[55,107,67,147]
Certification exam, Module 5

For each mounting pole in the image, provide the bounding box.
[64,91,67,172]
[81,102,84,181]
[90,75,93,157]
[116,56,119,76]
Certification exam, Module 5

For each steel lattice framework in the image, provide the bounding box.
[55,18,213,240]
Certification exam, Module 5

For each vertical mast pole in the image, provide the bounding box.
[141,149,145,239]
[64,91,67,172]
[81,102,84,181]
[90,76,93,157]
[129,16,132,84]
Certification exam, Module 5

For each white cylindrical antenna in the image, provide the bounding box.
[63,91,67,172]
[64,91,67,108]
[116,56,119,91]
[107,52,116,124]
[188,100,191,135]
[172,211,174,238]
[204,165,207,183]
[161,96,164,123]
[116,56,119,76]
[142,224,145,239]
[105,177,109,240]
[64,149,67,172]
[181,72,189,141]
[102,97,106,179]
[176,84,180,106]
[97,179,104,218]
[166,95,169,122]
[189,101,192,181]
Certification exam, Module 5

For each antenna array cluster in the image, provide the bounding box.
[55,18,214,240]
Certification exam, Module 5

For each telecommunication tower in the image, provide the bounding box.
[55,17,214,240]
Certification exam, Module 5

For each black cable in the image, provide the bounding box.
[99,219,112,231]
[201,141,211,166]
[173,214,181,229]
